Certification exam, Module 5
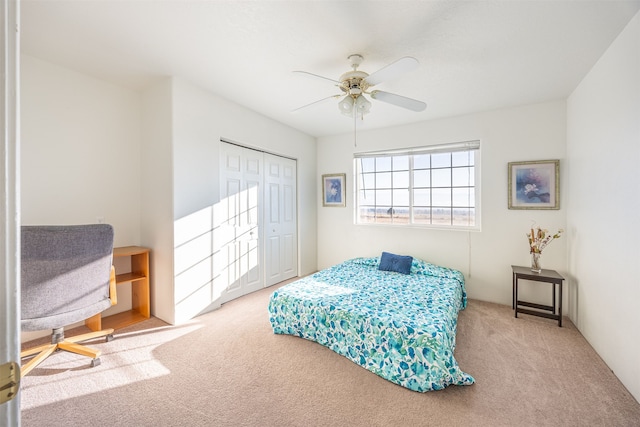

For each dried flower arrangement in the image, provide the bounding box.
[527,226,563,254]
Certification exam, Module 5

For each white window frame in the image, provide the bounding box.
[354,140,481,230]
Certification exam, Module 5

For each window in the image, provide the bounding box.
[355,140,480,228]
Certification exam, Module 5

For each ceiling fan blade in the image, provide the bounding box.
[370,90,426,112]
[293,70,341,84]
[291,94,342,113]
[364,56,419,86]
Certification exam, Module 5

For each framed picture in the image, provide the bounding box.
[322,173,346,207]
[508,160,559,210]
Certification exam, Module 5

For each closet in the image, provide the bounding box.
[219,141,297,303]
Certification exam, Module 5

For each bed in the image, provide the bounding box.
[267,254,475,392]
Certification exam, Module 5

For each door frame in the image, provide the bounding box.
[1,0,21,423]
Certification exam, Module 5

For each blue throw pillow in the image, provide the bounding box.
[378,251,413,275]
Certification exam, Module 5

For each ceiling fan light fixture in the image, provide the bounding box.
[338,96,354,115]
[355,95,371,115]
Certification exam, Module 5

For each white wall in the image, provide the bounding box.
[317,100,567,308]
[167,77,317,324]
[567,11,640,402]
[140,78,175,324]
[20,54,144,339]
[21,55,142,243]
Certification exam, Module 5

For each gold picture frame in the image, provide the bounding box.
[508,160,559,210]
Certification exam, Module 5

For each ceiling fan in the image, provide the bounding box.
[293,54,427,119]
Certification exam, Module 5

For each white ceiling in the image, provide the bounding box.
[20,0,640,138]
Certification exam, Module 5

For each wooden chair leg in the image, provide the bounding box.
[58,341,101,359]
[64,328,114,344]
[21,342,56,358]
[20,344,57,378]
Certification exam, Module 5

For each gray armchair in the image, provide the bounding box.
[20,224,116,377]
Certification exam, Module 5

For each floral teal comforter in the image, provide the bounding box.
[268,257,475,392]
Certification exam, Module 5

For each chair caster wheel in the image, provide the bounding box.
[106,334,114,342]
[90,358,101,367]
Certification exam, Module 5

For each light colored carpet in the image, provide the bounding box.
[20,284,640,427]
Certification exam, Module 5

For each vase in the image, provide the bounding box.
[531,252,542,273]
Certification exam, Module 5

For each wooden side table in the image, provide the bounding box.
[512,265,565,327]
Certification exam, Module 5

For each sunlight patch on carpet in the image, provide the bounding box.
[20,322,202,410]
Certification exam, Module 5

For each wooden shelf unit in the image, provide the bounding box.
[86,246,151,331]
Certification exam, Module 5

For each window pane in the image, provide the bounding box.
[414,154,430,169]
[452,188,471,206]
[413,169,430,187]
[392,208,410,224]
[392,188,410,206]
[413,207,431,224]
[393,155,409,170]
[359,157,375,173]
[358,206,376,223]
[452,167,471,186]
[432,153,451,168]
[452,151,471,167]
[361,173,375,190]
[432,169,451,187]
[432,188,452,206]
[376,157,391,172]
[376,172,392,188]
[358,189,374,205]
[432,208,452,225]
[375,189,392,205]
[413,189,431,206]
[376,206,393,224]
[453,208,473,226]
[392,170,409,187]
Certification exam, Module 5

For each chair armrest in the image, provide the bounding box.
[109,265,117,306]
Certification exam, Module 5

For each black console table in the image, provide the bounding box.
[512,265,565,327]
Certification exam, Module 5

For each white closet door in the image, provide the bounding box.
[264,153,298,286]
[219,143,264,304]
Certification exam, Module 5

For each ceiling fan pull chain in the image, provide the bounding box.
[353,107,357,147]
